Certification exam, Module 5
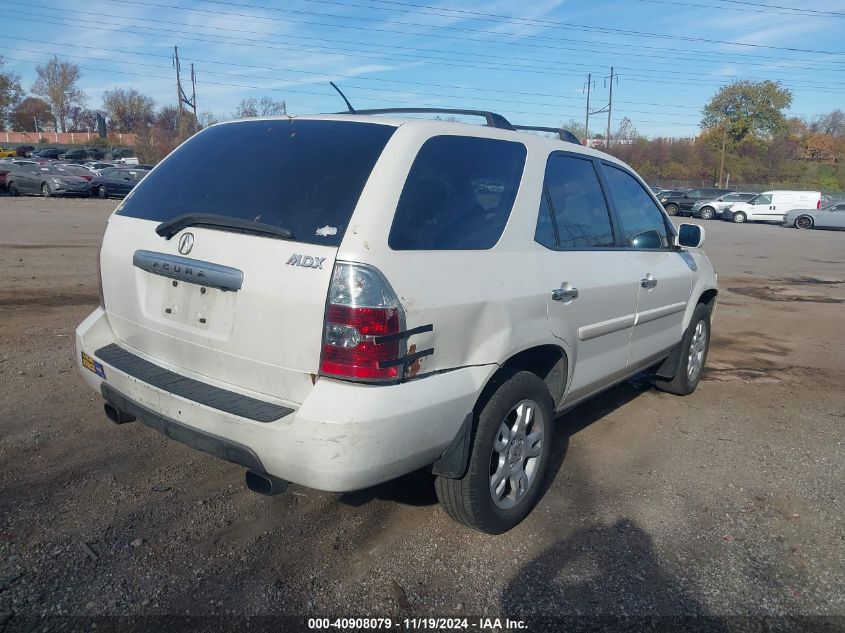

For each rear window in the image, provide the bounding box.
[388,135,526,250]
[117,120,395,247]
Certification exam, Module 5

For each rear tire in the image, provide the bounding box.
[7,182,19,197]
[665,203,679,216]
[654,303,711,396]
[794,215,814,230]
[699,207,715,220]
[732,211,746,223]
[435,370,554,534]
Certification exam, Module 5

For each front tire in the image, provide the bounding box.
[97,185,108,199]
[699,207,715,220]
[654,303,711,396]
[732,211,746,223]
[41,183,52,198]
[794,215,814,230]
[665,203,679,216]
[435,370,554,534]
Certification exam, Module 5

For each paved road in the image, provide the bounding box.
[0,197,843,626]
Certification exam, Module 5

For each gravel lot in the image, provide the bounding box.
[0,196,843,629]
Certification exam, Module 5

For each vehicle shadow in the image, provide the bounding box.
[500,518,722,629]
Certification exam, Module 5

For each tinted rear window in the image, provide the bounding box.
[388,135,526,250]
[117,120,395,247]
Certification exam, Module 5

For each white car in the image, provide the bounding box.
[76,110,718,533]
[785,201,845,230]
[725,190,821,223]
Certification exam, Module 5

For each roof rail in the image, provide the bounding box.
[338,108,515,131]
[512,125,582,145]
[335,107,582,145]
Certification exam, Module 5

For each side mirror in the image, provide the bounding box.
[630,230,663,249]
[677,223,704,248]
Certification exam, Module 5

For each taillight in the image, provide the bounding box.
[320,263,405,382]
[817,199,821,209]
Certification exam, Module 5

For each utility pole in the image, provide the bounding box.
[584,73,592,145]
[718,122,727,187]
[606,66,614,150]
[173,46,198,135]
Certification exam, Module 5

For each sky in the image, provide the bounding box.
[1,0,844,138]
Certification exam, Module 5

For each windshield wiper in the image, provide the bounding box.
[156,213,294,241]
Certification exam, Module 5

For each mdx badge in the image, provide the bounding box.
[286,254,325,269]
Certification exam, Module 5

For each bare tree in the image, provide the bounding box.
[102,88,156,133]
[234,97,287,118]
[31,56,86,133]
[11,96,53,132]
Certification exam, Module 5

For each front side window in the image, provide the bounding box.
[602,164,670,249]
[534,154,614,249]
[389,136,526,250]
[752,194,772,205]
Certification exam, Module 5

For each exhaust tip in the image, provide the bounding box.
[245,470,289,496]
[104,403,136,424]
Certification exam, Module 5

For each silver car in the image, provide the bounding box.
[691,192,758,220]
[785,201,845,230]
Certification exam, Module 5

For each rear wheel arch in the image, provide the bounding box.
[497,344,569,409]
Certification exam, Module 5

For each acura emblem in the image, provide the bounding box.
[178,232,195,255]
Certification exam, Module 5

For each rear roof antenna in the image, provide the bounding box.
[330,82,356,113]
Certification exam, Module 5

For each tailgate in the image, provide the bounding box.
[101,216,335,404]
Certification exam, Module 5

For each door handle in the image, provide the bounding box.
[552,283,579,302]
[641,274,658,289]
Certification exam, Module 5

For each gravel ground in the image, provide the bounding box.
[0,196,843,631]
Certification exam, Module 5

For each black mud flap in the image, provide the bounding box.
[431,413,473,479]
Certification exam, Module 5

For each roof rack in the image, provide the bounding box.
[512,125,582,145]
[334,106,581,145]
[341,108,515,130]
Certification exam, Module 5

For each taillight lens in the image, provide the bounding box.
[320,263,404,382]
[817,199,821,209]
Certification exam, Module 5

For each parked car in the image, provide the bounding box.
[55,163,95,181]
[0,160,36,190]
[33,148,64,160]
[59,148,92,163]
[89,168,146,198]
[75,112,717,534]
[15,145,35,157]
[725,190,821,223]
[84,161,117,173]
[0,147,18,158]
[785,200,845,230]
[691,192,758,220]
[660,188,734,216]
[85,147,107,160]
[6,164,92,197]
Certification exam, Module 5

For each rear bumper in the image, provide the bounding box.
[76,308,492,492]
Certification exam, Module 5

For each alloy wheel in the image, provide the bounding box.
[489,399,545,510]
[687,320,707,382]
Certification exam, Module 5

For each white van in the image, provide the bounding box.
[725,190,821,223]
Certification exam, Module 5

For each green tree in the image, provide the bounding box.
[10,96,53,132]
[701,80,792,144]
[31,56,86,133]
[0,56,24,131]
[701,80,792,186]
[102,88,156,132]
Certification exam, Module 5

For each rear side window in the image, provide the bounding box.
[535,154,615,249]
[117,120,395,247]
[388,136,526,250]
[602,164,670,249]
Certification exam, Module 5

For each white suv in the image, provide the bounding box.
[76,111,717,534]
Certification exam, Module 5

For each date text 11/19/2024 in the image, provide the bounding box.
[307,617,527,630]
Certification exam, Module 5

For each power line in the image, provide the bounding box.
[630,0,845,17]
[8,5,845,94]
[84,0,845,70]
